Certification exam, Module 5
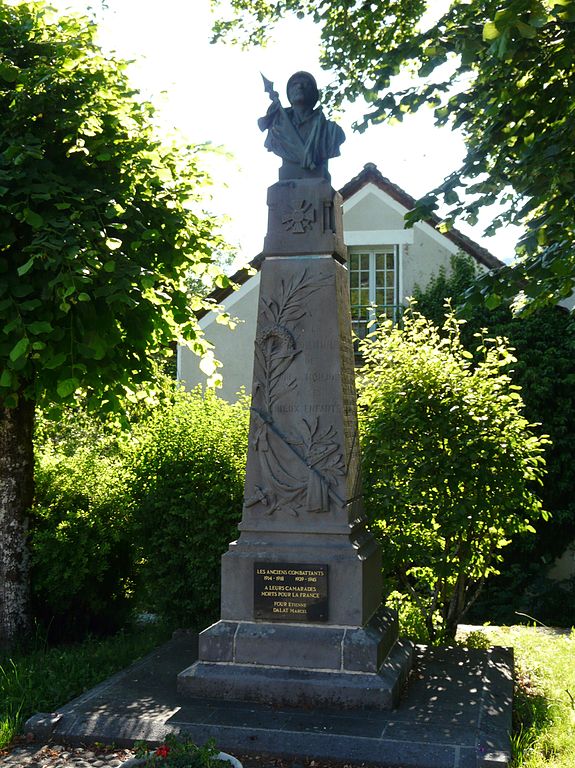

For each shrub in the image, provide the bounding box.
[357,308,549,643]
[31,383,250,638]
[129,387,249,628]
[414,254,575,625]
[31,410,135,638]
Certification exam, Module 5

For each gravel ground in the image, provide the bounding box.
[0,743,131,768]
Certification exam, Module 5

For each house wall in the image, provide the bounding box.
[178,184,486,401]
[404,225,457,298]
[345,191,406,232]
[179,273,260,402]
[547,543,575,581]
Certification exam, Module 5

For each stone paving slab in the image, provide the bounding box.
[19,632,513,768]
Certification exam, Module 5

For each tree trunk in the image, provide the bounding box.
[444,572,467,643]
[0,397,34,649]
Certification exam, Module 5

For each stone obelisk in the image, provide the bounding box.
[178,72,412,708]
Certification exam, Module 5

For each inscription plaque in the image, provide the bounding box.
[254,563,328,622]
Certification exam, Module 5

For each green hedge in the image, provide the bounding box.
[129,388,248,628]
[30,386,249,637]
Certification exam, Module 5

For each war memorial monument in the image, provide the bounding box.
[23,72,513,768]
[178,71,413,708]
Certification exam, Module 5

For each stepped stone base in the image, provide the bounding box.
[177,610,414,710]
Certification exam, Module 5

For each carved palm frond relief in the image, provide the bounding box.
[247,267,345,516]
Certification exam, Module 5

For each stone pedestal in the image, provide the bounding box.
[263,179,346,260]
[178,179,413,709]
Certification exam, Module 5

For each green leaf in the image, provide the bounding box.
[27,321,53,335]
[44,352,67,370]
[0,369,12,387]
[23,209,44,229]
[57,377,80,398]
[3,317,21,334]
[482,21,500,40]
[516,20,537,38]
[17,258,35,277]
[3,393,18,408]
[9,337,29,362]
[215,274,230,289]
[0,62,19,82]
[20,299,42,311]
[105,238,122,251]
[103,261,116,272]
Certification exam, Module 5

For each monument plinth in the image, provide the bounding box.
[178,72,413,709]
[263,179,346,259]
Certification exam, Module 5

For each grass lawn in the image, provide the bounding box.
[0,622,170,752]
[467,625,575,768]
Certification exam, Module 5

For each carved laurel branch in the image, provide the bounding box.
[296,417,346,484]
[254,324,299,414]
[255,269,331,412]
[261,269,332,330]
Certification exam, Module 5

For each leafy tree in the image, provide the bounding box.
[413,254,515,352]
[414,254,575,625]
[212,0,575,310]
[356,308,548,642]
[0,2,228,647]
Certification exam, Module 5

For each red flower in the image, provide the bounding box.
[155,745,170,758]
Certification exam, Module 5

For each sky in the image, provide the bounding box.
[51,0,521,268]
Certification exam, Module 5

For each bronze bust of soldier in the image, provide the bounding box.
[258,71,345,182]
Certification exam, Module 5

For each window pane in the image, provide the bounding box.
[375,252,389,271]
[374,268,387,289]
[350,249,399,333]
[359,288,370,306]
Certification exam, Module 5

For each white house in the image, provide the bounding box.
[178,163,504,401]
